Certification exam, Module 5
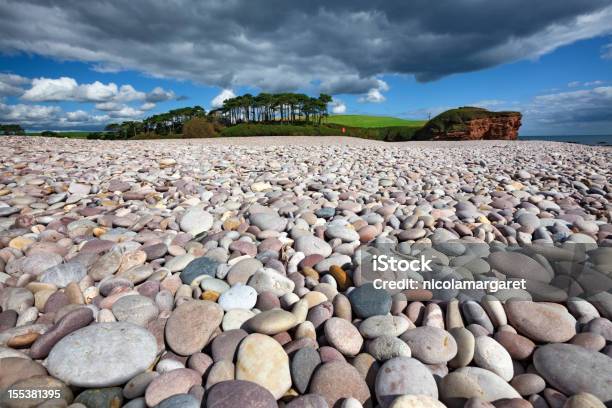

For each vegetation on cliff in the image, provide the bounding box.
[415,106,521,138]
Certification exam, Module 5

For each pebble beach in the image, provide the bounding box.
[0,135,611,408]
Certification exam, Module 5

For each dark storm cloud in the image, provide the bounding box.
[0,0,611,93]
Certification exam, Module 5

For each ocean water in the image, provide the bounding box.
[520,135,612,146]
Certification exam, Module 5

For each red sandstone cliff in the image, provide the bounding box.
[414,107,522,141]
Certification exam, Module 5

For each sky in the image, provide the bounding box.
[1,0,611,135]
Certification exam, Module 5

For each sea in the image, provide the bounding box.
[519,135,611,146]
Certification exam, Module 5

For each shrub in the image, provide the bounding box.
[183,117,218,138]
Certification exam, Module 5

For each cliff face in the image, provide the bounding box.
[415,107,522,141]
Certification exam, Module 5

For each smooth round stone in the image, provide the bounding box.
[165,254,195,272]
[0,358,47,390]
[493,332,534,360]
[367,335,412,361]
[291,346,321,394]
[510,373,545,396]
[359,315,410,339]
[488,252,551,282]
[309,361,371,408]
[0,287,34,313]
[211,329,248,362]
[294,235,332,257]
[324,317,363,356]
[505,301,576,342]
[9,253,63,276]
[248,267,295,296]
[157,394,200,408]
[222,309,255,331]
[206,380,277,408]
[46,322,157,387]
[533,343,612,402]
[563,393,606,408]
[246,309,298,335]
[348,283,392,318]
[473,336,513,381]
[235,333,292,399]
[144,368,202,406]
[326,225,360,242]
[165,300,223,356]
[187,353,214,375]
[74,387,123,408]
[226,258,263,285]
[375,356,438,408]
[111,295,159,326]
[180,205,213,236]
[0,375,73,408]
[218,284,257,311]
[39,262,87,288]
[400,327,457,364]
[200,278,230,294]
[448,327,475,368]
[250,213,287,232]
[123,371,159,399]
[389,395,447,408]
[89,249,122,281]
[441,367,521,403]
[180,257,219,284]
[286,394,329,408]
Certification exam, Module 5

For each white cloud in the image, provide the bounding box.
[568,81,581,87]
[0,102,61,124]
[357,79,389,103]
[567,80,605,88]
[331,100,347,114]
[20,76,173,105]
[358,88,386,103]
[95,101,122,111]
[146,86,175,102]
[140,102,156,110]
[211,89,236,108]
[0,73,30,96]
[64,110,90,122]
[109,106,144,118]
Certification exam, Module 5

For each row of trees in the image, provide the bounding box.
[217,93,332,125]
[104,106,206,138]
[1,124,25,135]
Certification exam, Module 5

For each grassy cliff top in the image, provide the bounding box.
[423,107,520,133]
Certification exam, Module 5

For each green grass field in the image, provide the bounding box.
[327,115,426,128]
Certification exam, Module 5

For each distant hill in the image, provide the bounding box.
[327,115,426,128]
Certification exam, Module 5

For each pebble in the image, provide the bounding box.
[359,315,411,338]
[505,301,577,342]
[180,256,219,284]
[533,343,612,402]
[206,380,277,408]
[375,356,438,407]
[290,346,321,394]
[400,327,457,364]
[473,336,513,381]
[246,309,298,334]
[165,300,223,356]
[39,262,87,288]
[46,322,157,387]
[348,283,392,318]
[218,284,257,311]
[180,205,214,236]
[144,368,202,406]
[324,317,363,356]
[111,294,159,326]
[309,361,371,408]
[295,235,333,257]
[235,333,292,399]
